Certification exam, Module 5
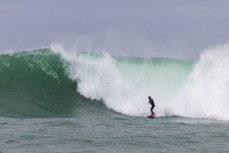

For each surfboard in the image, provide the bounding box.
[147,115,156,119]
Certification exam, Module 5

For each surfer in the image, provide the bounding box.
[148,96,155,116]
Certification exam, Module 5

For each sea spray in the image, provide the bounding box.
[50,44,192,116]
[171,44,229,120]
[51,43,229,119]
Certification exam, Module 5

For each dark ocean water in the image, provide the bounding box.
[0,48,229,152]
[1,115,229,153]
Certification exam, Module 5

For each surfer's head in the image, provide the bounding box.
[148,96,151,99]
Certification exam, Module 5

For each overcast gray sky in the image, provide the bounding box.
[1,0,229,60]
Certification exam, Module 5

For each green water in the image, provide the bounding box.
[0,49,228,153]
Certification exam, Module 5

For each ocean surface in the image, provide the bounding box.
[0,44,229,152]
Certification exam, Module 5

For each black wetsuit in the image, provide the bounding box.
[149,98,155,115]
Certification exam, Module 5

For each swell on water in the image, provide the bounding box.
[0,43,229,120]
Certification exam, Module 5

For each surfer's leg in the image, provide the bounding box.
[151,106,155,116]
[150,106,153,115]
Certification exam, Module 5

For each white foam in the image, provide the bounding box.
[50,43,229,120]
[171,44,229,120]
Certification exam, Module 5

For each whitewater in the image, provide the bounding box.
[0,43,229,153]
[50,43,229,120]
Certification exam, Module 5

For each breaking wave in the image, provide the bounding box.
[0,43,228,120]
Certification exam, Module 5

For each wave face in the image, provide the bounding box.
[0,49,103,118]
[1,44,229,120]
